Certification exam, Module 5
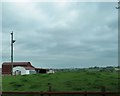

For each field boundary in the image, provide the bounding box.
[0,91,120,95]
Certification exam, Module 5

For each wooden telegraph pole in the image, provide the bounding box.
[11,32,16,75]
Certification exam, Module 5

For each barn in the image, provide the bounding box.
[2,62,36,76]
[2,62,54,76]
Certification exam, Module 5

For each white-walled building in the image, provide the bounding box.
[13,66,36,75]
[2,62,36,75]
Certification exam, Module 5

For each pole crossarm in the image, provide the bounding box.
[116,0,120,9]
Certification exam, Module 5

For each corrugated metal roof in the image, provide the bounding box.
[3,62,31,66]
[2,62,35,67]
[24,66,35,70]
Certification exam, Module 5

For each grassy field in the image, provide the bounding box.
[2,70,119,92]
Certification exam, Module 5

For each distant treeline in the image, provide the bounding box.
[54,66,120,72]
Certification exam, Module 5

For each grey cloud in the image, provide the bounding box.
[2,2,118,68]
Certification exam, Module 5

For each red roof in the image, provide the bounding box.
[24,66,35,70]
[3,62,32,66]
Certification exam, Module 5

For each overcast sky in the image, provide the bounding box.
[1,1,118,69]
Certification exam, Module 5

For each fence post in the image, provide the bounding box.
[40,91,44,96]
[101,86,106,96]
[84,91,87,96]
[48,83,52,96]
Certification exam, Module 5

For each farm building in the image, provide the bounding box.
[2,62,36,75]
[2,62,53,76]
[35,68,55,74]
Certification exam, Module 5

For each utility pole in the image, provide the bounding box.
[11,32,16,75]
[116,0,120,9]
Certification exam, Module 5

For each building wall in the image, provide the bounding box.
[2,65,12,75]
[29,70,36,74]
[47,69,55,74]
[25,70,36,74]
[13,66,26,75]
[26,70,30,74]
[13,66,36,75]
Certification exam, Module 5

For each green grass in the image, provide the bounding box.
[2,71,119,92]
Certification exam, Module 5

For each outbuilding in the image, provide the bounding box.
[2,62,36,76]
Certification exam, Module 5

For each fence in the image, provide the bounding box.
[0,91,120,96]
[0,85,119,96]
